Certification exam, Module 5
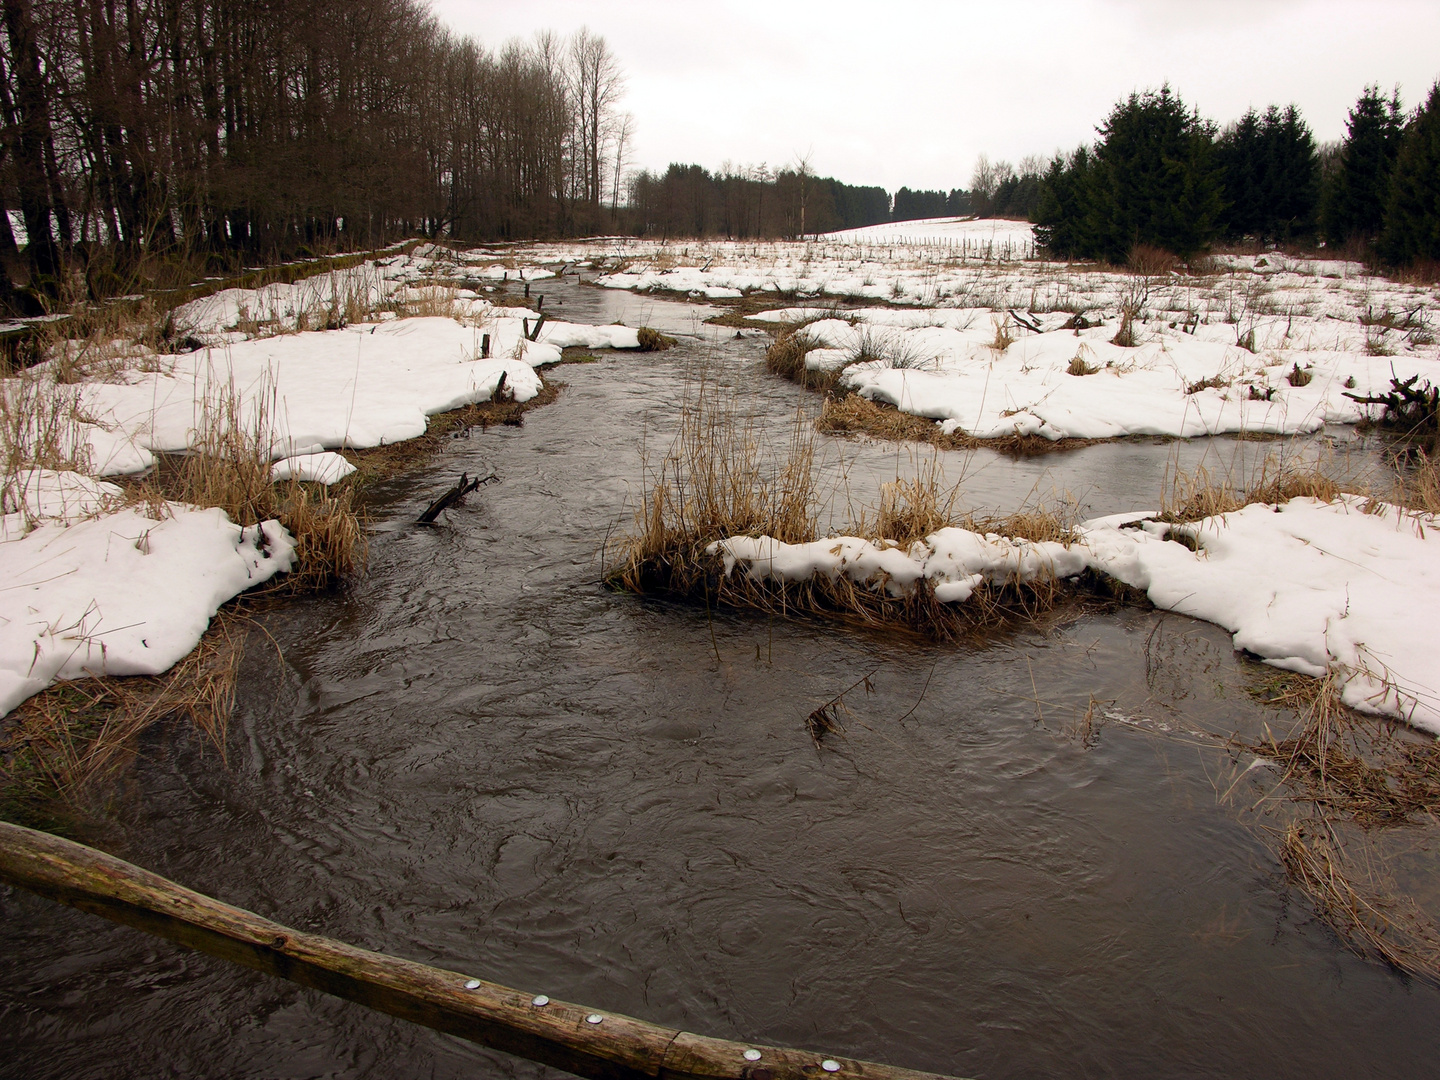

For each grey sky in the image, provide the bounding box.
[430,0,1440,192]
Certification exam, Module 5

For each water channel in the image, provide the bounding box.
[1,280,1435,1079]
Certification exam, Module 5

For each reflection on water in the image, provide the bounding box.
[2,282,1433,1079]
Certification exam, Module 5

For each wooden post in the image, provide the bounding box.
[481,333,491,359]
[0,821,962,1080]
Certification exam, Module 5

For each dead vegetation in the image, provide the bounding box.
[765,328,835,389]
[636,327,677,351]
[1345,372,1439,446]
[0,607,253,826]
[815,392,1097,457]
[1239,670,1440,981]
[1158,458,1345,523]
[605,381,1098,642]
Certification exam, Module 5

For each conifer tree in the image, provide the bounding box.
[1033,148,1093,258]
[1216,105,1319,243]
[1379,81,1440,266]
[1088,86,1222,260]
[1323,85,1405,245]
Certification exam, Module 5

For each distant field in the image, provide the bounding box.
[824,215,1036,247]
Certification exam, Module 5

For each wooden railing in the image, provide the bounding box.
[0,820,964,1080]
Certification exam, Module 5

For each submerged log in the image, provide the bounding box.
[0,820,960,1080]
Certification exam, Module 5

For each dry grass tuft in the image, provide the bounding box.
[139,380,366,591]
[1390,450,1440,514]
[1068,353,1100,376]
[1110,308,1138,348]
[1239,670,1440,980]
[1,372,95,482]
[1186,375,1227,394]
[815,392,1097,457]
[0,608,250,810]
[765,328,837,389]
[606,382,1091,641]
[1280,819,1440,981]
[1160,459,1344,523]
[855,459,959,546]
[990,316,1015,353]
[636,327,677,351]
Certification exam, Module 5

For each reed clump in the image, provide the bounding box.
[607,379,817,597]
[606,383,1090,640]
[1241,671,1440,981]
[146,380,366,591]
[765,328,831,388]
[1159,459,1345,523]
[636,327,677,351]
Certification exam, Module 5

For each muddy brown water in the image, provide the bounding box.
[2,282,1435,1079]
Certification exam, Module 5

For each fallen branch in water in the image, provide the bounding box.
[417,471,498,524]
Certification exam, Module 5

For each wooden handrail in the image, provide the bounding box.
[0,820,963,1080]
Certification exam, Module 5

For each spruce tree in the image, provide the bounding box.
[1034,148,1094,258]
[1217,104,1319,244]
[1380,81,1440,266]
[1089,86,1222,260]
[1324,85,1405,245]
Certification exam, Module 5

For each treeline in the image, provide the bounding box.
[0,0,629,309]
[624,168,1008,238]
[1032,81,1440,266]
[625,163,890,238]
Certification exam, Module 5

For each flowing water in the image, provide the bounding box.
[2,282,1435,1079]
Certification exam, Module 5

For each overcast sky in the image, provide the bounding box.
[430,1,1440,193]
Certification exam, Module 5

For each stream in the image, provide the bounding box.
[1,281,1434,1080]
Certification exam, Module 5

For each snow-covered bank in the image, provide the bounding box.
[784,307,1437,440]
[78,317,547,475]
[708,496,1440,734]
[561,232,1439,442]
[0,472,295,717]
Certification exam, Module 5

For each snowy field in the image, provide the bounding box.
[825,215,1036,251]
[537,224,1440,443]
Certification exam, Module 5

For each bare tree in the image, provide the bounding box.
[794,151,812,238]
[0,6,633,301]
[609,110,633,226]
[569,27,624,222]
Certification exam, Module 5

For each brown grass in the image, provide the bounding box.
[636,327,677,351]
[815,392,1098,457]
[854,459,959,546]
[1390,451,1440,514]
[1280,819,1440,981]
[1239,670,1440,980]
[606,382,1094,641]
[1159,459,1345,523]
[0,607,251,818]
[766,328,838,389]
[136,380,365,591]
